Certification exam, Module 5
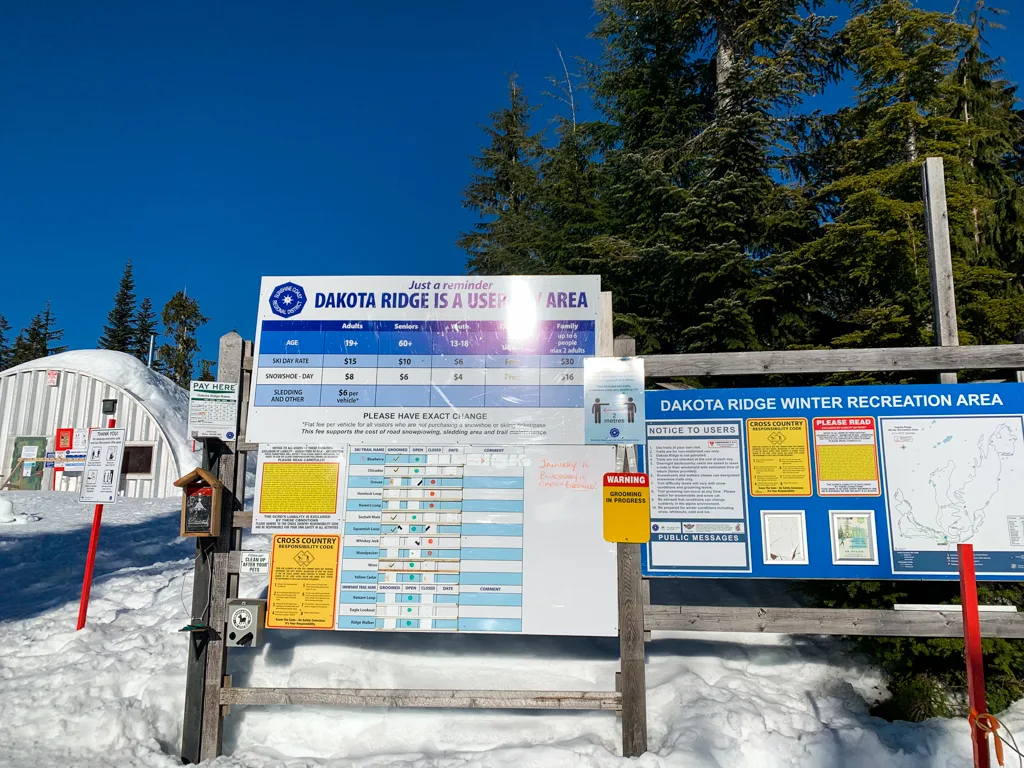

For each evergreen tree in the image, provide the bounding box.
[458,74,547,275]
[778,0,1024,358]
[10,330,31,367]
[0,313,11,370]
[132,297,158,364]
[535,118,606,276]
[156,290,209,387]
[198,359,216,381]
[40,299,68,356]
[587,0,837,354]
[777,0,965,356]
[9,301,66,364]
[98,259,137,352]
[947,3,1024,265]
[789,0,1024,717]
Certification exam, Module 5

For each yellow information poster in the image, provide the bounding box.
[812,417,880,496]
[745,418,812,496]
[252,444,346,534]
[261,462,339,513]
[267,534,340,629]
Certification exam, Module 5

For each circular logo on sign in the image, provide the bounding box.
[269,282,307,318]
[609,428,620,438]
[231,607,253,631]
[226,431,235,439]
[652,524,660,532]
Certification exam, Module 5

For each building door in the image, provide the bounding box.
[7,436,48,491]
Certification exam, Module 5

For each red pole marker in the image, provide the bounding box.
[76,416,115,631]
[959,543,990,768]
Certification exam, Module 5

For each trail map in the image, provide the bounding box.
[881,416,1024,551]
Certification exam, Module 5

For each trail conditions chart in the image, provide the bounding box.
[254,442,619,635]
[338,446,528,632]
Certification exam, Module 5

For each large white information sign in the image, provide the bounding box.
[252,442,619,636]
[79,429,126,503]
[245,275,601,444]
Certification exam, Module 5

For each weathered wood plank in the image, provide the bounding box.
[613,336,636,357]
[199,551,231,761]
[232,511,253,529]
[618,543,648,756]
[220,687,621,710]
[643,344,1024,378]
[923,157,959,384]
[180,332,245,764]
[180,536,214,764]
[599,292,614,357]
[643,605,1024,638]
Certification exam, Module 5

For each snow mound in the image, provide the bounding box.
[0,491,1009,768]
[0,497,40,525]
[4,350,197,475]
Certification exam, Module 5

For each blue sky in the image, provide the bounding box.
[1,0,1021,368]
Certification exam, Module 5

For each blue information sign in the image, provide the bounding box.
[642,383,1024,580]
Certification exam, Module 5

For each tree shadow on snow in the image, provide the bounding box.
[0,510,189,622]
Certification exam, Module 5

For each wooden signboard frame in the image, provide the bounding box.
[180,166,1024,763]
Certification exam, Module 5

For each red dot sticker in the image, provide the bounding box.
[431,479,437,484]
[429,503,435,508]
[430,491,435,496]
[428,539,433,544]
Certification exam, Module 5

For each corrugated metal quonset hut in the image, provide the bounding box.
[0,350,198,498]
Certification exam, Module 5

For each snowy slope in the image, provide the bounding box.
[0,491,1011,768]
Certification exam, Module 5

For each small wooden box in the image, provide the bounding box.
[174,467,223,537]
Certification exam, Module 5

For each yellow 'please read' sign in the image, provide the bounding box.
[603,473,651,543]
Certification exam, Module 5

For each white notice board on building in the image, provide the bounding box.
[252,442,619,636]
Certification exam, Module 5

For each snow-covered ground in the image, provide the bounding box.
[0,491,1008,767]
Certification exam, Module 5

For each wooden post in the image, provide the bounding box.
[922,157,959,384]
[603,295,648,757]
[959,543,990,768]
[181,332,246,764]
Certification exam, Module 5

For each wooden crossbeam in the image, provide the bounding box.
[220,687,622,711]
[643,344,1024,378]
[644,605,1024,638]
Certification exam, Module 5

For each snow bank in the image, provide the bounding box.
[0,491,1008,768]
[4,350,197,475]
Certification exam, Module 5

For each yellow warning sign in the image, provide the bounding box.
[746,418,812,496]
[260,462,339,514]
[603,472,651,543]
[812,417,880,496]
[267,534,340,629]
